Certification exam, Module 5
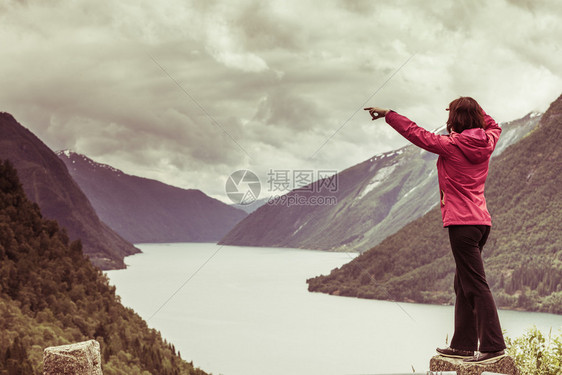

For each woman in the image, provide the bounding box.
[364,97,506,364]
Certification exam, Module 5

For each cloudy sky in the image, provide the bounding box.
[2,0,561,203]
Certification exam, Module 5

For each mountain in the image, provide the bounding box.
[0,159,208,374]
[57,151,247,243]
[307,94,562,314]
[231,196,271,214]
[0,112,138,269]
[219,111,541,252]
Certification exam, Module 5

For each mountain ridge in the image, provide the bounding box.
[57,150,247,244]
[0,112,138,269]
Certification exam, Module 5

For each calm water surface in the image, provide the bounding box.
[106,243,562,375]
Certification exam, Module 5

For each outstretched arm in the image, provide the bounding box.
[364,107,449,155]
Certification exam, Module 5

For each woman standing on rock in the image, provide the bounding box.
[364,97,506,364]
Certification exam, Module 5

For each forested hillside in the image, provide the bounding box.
[0,160,207,374]
[0,112,138,270]
[307,94,562,314]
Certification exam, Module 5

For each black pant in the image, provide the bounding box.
[448,225,505,352]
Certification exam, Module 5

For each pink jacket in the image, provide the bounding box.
[385,110,501,227]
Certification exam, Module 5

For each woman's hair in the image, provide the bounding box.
[446,96,485,133]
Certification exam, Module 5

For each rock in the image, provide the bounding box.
[43,340,103,375]
[430,355,519,375]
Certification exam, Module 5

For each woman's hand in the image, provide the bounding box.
[364,107,389,121]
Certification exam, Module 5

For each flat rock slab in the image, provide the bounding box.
[429,355,519,375]
[430,355,519,375]
[43,340,102,375]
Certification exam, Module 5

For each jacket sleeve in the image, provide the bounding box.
[385,111,449,155]
[482,109,502,149]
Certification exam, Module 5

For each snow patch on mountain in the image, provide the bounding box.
[357,163,398,200]
[292,220,309,237]
[57,150,124,175]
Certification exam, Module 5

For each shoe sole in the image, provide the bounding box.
[437,352,473,359]
[465,353,507,364]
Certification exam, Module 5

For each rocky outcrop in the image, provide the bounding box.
[430,354,519,375]
[43,340,102,375]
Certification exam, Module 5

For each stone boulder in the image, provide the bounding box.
[43,340,103,375]
[430,354,519,375]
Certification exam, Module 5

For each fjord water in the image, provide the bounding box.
[106,243,562,375]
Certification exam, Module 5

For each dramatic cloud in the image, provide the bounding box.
[1,0,561,201]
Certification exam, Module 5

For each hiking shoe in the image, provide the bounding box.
[463,350,506,363]
[436,346,474,359]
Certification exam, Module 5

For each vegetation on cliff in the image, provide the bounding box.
[506,327,562,374]
[0,160,207,375]
[0,112,138,270]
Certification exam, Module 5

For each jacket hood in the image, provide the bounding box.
[453,128,494,163]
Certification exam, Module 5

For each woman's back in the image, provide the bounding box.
[382,100,501,226]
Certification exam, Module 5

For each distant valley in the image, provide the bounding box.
[0,111,247,269]
[58,151,247,244]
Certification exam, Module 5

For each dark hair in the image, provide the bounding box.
[446,96,485,134]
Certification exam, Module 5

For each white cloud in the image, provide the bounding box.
[1,0,560,201]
